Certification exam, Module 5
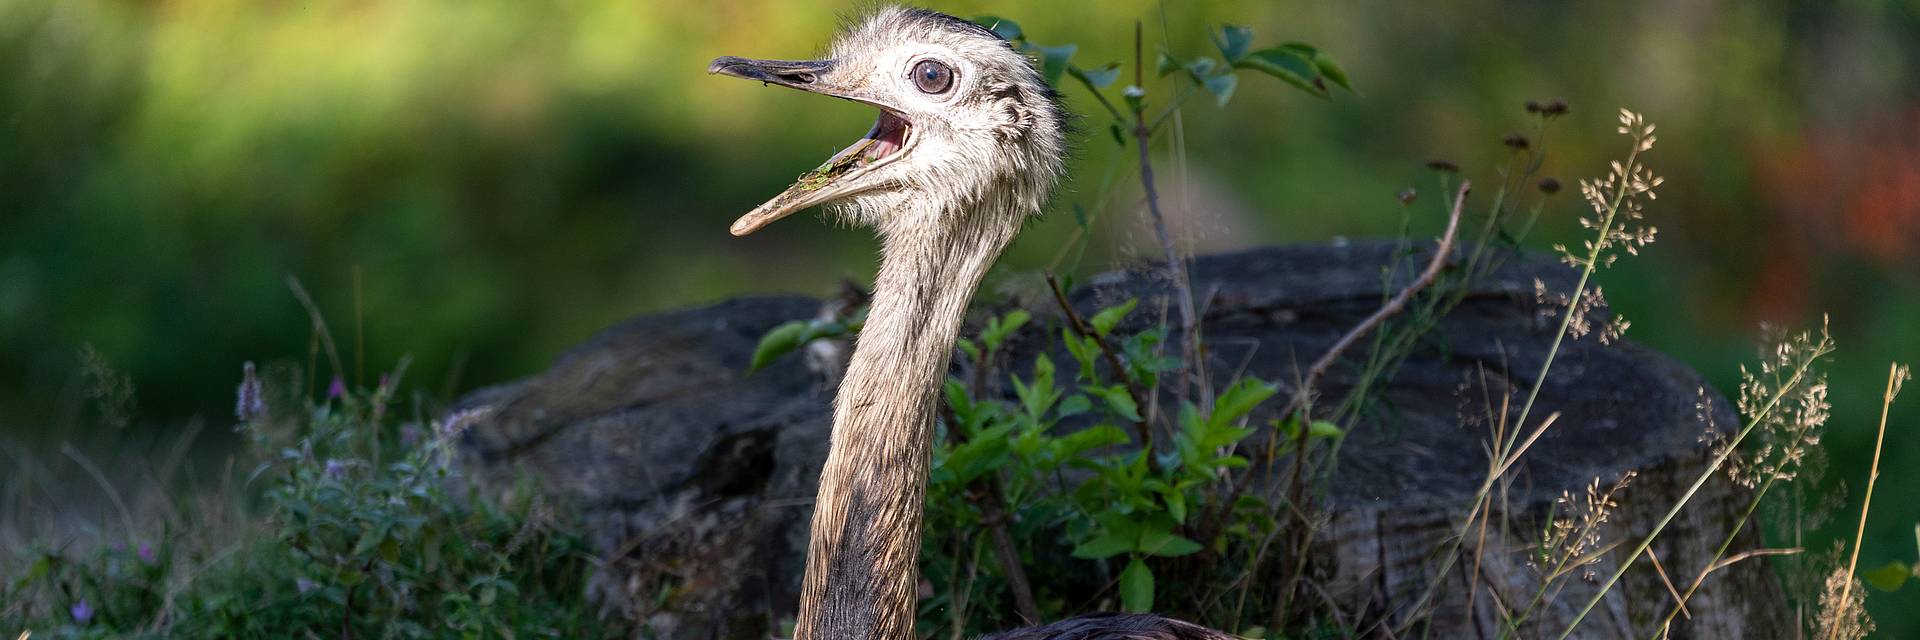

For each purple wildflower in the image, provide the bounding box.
[71,599,94,623]
[296,577,319,594]
[327,377,347,400]
[400,425,422,447]
[138,541,156,564]
[378,373,393,392]
[436,407,491,439]
[324,458,347,479]
[236,361,267,422]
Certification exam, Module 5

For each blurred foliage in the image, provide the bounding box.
[2,0,1919,633]
[1,363,615,638]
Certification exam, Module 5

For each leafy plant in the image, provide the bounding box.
[3,363,618,639]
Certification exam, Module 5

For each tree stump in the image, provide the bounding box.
[451,242,1788,639]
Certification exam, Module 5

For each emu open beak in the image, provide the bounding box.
[708,56,916,236]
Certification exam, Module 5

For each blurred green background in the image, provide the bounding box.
[3,0,1917,632]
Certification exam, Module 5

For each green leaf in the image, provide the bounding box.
[749,321,808,373]
[1139,531,1203,557]
[1156,51,1182,77]
[1053,424,1128,458]
[1056,394,1092,418]
[973,16,1022,41]
[1090,298,1138,337]
[1213,25,1255,62]
[1279,42,1352,93]
[1210,378,1279,430]
[957,338,982,363]
[1072,532,1133,559]
[1184,56,1217,78]
[1030,43,1078,86]
[1062,329,1099,381]
[1119,556,1154,612]
[1309,420,1346,440]
[1236,47,1328,98]
[1203,73,1238,107]
[1069,62,1121,89]
[1865,561,1912,592]
[1163,489,1187,524]
[1313,52,1353,92]
[1202,426,1256,451]
[982,309,1030,352]
[1085,385,1142,422]
[1017,354,1060,419]
[350,522,390,558]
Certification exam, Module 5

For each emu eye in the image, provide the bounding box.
[912,60,954,94]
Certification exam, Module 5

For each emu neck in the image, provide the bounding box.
[795,209,1018,640]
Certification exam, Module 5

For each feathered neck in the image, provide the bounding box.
[793,199,1021,640]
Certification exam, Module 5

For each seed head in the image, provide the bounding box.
[1503,132,1531,150]
[235,361,268,423]
[1397,188,1418,206]
[1425,158,1459,173]
[1538,177,1562,195]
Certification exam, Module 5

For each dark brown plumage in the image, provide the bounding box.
[976,613,1237,640]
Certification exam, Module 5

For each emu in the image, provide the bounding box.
[709,7,1234,640]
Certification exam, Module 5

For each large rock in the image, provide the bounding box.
[450,242,1787,639]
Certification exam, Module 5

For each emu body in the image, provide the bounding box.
[710,7,1232,639]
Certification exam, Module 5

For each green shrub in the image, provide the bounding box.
[3,363,620,639]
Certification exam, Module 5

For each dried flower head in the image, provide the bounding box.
[1503,132,1531,150]
[1533,280,1629,343]
[1397,188,1418,206]
[436,407,493,440]
[1525,99,1570,116]
[1724,320,1836,488]
[1426,158,1460,173]
[1538,177,1562,195]
[1555,109,1661,271]
[1817,564,1874,640]
[1535,471,1636,582]
[236,361,268,423]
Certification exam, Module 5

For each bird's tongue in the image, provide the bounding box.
[825,111,909,169]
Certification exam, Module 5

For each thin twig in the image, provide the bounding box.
[952,347,1043,626]
[1829,362,1906,640]
[287,275,347,389]
[1045,272,1155,453]
[977,480,1039,624]
[1130,20,1201,411]
[1646,546,1689,619]
[1706,546,1802,574]
[1201,181,1472,561]
[1282,181,1469,418]
[60,443,138,539]
[1269,182,1469,632]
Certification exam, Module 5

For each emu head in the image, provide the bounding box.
[710,7,1067,239]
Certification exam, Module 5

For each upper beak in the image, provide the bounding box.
[708,57,845,98]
